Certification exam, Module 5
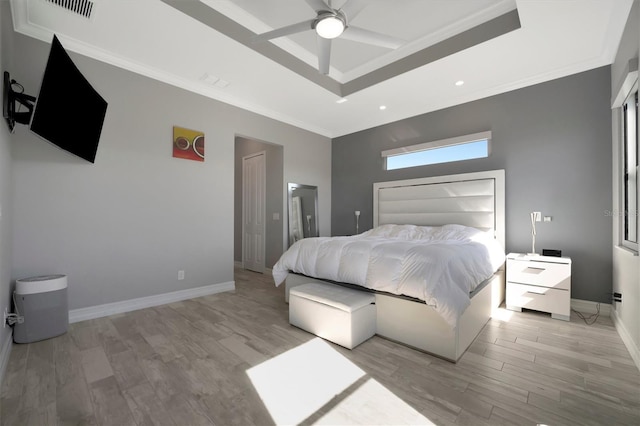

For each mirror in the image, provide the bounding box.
[288,183,318,246]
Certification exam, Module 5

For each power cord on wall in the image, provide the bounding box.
[5,292,24,327]
[571,302,600,325]
[5,313,23,327]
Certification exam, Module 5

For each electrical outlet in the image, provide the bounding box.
[533,212,542,222]
[178,270,185,281]
[543,216,552,222]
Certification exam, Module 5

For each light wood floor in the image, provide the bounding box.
[1,268,639,425]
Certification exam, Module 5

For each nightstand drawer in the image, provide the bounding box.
[506,259,570,289]
[506,283,570,316]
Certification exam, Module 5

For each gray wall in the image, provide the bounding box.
[0,1,14,360]
[234,137,284,268]
[332,67,613,303]
[10,33,331,311]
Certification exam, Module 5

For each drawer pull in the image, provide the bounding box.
[523,267,545,274]
[526,291,545,296]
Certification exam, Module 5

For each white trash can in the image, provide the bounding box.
[13,274,68,343]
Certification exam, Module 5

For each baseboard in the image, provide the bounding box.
[69,281,235,324]
[571,299,611,316]
[0,331,12,390]
[234,262,273,276]
[611,308,640,371]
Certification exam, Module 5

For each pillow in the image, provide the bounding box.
[363,223,491,242]
[361,224,432,239]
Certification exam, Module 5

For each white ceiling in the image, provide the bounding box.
[9,0,634,138]
[211,0,519,82]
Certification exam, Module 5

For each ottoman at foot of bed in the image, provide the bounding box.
[289,283,376,350]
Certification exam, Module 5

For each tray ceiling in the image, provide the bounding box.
[9,0,635,137]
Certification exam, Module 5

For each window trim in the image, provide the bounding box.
[613,58,639,252]
[381,131,491,171]
[621,87,638,252]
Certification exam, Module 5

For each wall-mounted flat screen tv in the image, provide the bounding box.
[29,35,108,163]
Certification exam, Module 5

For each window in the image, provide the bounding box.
[382,131,490,171]
[613,59,639,252]
[623,89,638,250]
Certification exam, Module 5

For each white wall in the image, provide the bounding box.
[611,0,640,369]
[9,33,331,311]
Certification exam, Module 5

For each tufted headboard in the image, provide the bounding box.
[373,170,505,248]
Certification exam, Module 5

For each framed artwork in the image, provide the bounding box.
[173,126,205,162]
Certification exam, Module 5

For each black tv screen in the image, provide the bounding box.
[30,35,107,163]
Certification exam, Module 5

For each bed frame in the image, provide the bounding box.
[285,170,505,362]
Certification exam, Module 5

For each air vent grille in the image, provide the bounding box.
[45,0,94,19]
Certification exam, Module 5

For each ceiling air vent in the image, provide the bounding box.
[44,0,95,19]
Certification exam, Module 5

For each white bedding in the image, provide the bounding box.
[273,224,505,327]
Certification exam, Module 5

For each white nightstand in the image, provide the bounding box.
[506,253,571,321]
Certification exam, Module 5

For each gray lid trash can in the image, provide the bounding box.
[13,274,69,344]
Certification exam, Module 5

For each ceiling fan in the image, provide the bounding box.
[252,0,405,75]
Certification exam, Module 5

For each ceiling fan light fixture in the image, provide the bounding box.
[315,13,345,39]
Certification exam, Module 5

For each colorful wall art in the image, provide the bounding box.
[173,126,205,162]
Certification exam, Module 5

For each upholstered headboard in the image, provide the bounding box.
[373,170,505,248]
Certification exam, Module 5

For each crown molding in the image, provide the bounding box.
[9,0,630,139]
[10,0,334,138]
[333,53,612,137]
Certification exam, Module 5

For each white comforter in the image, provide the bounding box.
[273,224,505,327]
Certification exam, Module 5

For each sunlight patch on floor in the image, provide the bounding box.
[314,377,435,425]
[492,306,514,322]
[247,337,435,425]
[247,338,365,425]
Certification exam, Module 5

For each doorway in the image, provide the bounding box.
[242,151,266,273]
[234,137,284,273]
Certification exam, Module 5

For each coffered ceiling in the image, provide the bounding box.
[9,0,634,137]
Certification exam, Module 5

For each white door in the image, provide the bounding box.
[242,152,266,273]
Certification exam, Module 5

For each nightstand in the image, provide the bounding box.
[506,253,571,321]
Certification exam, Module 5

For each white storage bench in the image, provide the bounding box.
[289,283,376,349]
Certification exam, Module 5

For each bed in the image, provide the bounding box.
[274,170,505,361]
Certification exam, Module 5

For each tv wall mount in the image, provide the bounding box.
[3,71,36,132]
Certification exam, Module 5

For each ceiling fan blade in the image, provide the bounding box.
[252,19,315,43]
[341,26,405,49]
[339,0,368,21]
[317,36,332,75]
[304,0,329,13]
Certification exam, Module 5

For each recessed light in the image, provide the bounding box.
[336,98,348,104]
[455,80,465,86]
[379,105,387,110]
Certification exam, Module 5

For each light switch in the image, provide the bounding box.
[544,216,552,222]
